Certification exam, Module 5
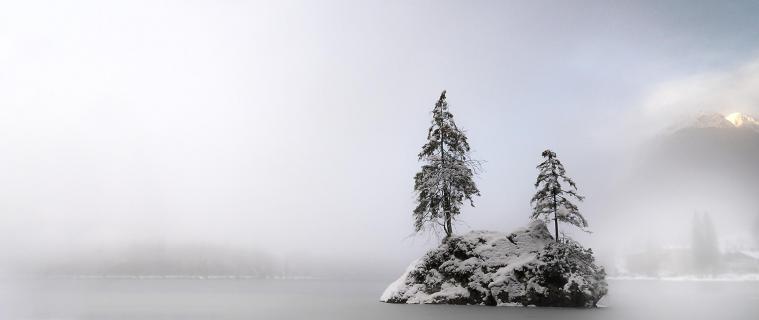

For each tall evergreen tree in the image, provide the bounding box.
[530,149,586,242]
[413,90,480,240]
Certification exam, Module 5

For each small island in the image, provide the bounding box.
[380,221,607,307]
[382,91,607,308]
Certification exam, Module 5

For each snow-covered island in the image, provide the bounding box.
[381,221,607,307]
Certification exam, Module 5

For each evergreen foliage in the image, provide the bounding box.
[413,90,480,240]
[527,239,607,307]
[530,149,586,241]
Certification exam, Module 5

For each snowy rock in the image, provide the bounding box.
[381,221,607,307]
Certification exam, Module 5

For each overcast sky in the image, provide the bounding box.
[2,0,759,272]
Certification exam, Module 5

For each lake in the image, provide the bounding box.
[1,278,757,319]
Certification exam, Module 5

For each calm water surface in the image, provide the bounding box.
[1,278,757,319]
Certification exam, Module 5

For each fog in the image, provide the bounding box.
[1,0,759,279]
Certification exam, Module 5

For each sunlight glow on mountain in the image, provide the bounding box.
[725,112,758,127]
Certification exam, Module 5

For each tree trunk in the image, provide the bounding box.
[553,193,559,242]
[440,110,451,241]
[443,192,452,239]
[444,213,452,239]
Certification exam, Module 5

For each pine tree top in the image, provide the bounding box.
[531,149,588,231]
[418,90,471,161]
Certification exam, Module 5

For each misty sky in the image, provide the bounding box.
[2,0,759,271]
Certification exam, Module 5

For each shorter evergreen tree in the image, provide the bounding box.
[530,149,586,241]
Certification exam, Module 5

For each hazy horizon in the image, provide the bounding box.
[2,0,759,278]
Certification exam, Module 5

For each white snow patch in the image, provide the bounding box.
[380,259,420,302]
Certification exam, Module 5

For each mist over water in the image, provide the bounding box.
[2,279,758,320]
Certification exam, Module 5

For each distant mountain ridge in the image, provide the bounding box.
[687,112,759,132]
[655,112,759,181]
[598,111,759,275]
[638,110,759,219]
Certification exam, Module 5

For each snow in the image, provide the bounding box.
[381,222,552,304]
[692,113,736,129]
[671,112,759,133]
[429,283,469,302]
[725,112,759,128]
[380,259,420,302]
[381,220,607,307]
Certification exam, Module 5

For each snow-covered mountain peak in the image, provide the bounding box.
[724,112,759,128]
[688,112,759,132]
[691,113,734,129]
